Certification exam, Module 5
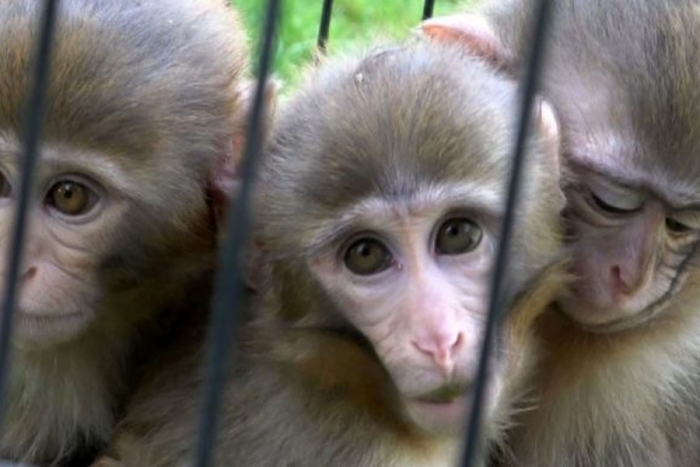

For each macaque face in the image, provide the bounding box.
[0,0,247,349]
[0,138,130,343]
[0,135,208,345]
[309,185,505,435]
[559,158,700,331]
[549,75,700,332]
[259,41,564,437]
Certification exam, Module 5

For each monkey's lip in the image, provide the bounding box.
[21,310,84,319]
[405,394,470,432]
[405,383,472,430]
[16,310,91,343]
[558,291,674,334]
[413,383,470,403]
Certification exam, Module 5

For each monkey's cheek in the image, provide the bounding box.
[403,395,470,436]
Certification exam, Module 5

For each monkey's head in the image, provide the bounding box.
[0,0,249,346]
[253,41,565,436]
[423,0,700,333]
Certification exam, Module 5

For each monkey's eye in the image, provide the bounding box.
[45,180,96,216]
[666,218,693,234]
[344,238,393,276]
[435,218,482,255]
[0,172,11,198]
[590,193,638,214]
[588,187,643,215]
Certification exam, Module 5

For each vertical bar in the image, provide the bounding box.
[458,0,553,466]
[0,0,60,431]
[316,0,333,53]
[192,0,280,465]
[422,0,435,20]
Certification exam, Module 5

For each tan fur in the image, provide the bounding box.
[92,39,568,467]
[0,0,249,464]
[423,1,700,465]
[495,269,700,467]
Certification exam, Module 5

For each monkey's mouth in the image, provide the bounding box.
[404,383,473,434]
[16,309,92,344]
[414,383,470,404]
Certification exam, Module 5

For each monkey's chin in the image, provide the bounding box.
[404,395,470,436]
[16,311,93,345]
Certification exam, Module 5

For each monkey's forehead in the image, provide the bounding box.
[540,0,700,181]
[258,41,554,215]
[270,44,515,192]
[0,0,246,161]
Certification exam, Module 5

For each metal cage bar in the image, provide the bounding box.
[0,0,60,432]
[458,0,553,466]
[422,0,435,20]
[317,0,334,53]
[192,0,280,466]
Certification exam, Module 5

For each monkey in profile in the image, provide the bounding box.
[93,38,569,467]
[423,1,700,465]
[0,0,250,464]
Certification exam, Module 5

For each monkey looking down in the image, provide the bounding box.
[0,0,249,464]
[94,39,569,467]
[423,0,700,465]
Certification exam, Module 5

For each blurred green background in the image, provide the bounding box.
[233,0,471,90]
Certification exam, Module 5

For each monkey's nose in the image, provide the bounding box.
[413,332,464,375]
[610,265,643,295]
[21,267,37,281]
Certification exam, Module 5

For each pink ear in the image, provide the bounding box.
[421,13,504,66]
[209,77,280,230]
[231,77,281,163]
[534,98,561,171]
[207,149,241,234]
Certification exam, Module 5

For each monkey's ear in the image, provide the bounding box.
[231,77,281,160]
[534,98,561,172]
[209,78,281,232]
[421,13,505,67]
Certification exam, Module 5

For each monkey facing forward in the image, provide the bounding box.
[93,38,569,467]
[0,0,250,464]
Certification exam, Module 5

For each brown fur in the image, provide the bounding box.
[93,40,568,467]
[424,1,700,465]
[0,0,248,464]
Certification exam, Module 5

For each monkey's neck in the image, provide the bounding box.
[507,304,700,467]
[0,320,137,466]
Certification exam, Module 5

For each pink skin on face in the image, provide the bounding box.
[559,158,700,331]
[309,189,504,435]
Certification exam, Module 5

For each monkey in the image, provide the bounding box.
[422,1,700,465]
[91,38,569,467]
[0,0,251,465]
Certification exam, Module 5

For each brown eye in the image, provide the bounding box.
[666,218,692,234]
[46,181,94,216]
[344,238,392,276]
[436,218,482,255]
[0,172,11,198]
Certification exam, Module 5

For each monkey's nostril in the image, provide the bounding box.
[22,267,37,281]
[451,332,464,351]
[611,265,639,295]
[413,335,460,375]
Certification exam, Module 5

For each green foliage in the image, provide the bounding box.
[233,0,470,90]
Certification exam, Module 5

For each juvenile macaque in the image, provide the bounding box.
[95,39,568,467]
[423,1,700,465]
[0,0,249,464]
